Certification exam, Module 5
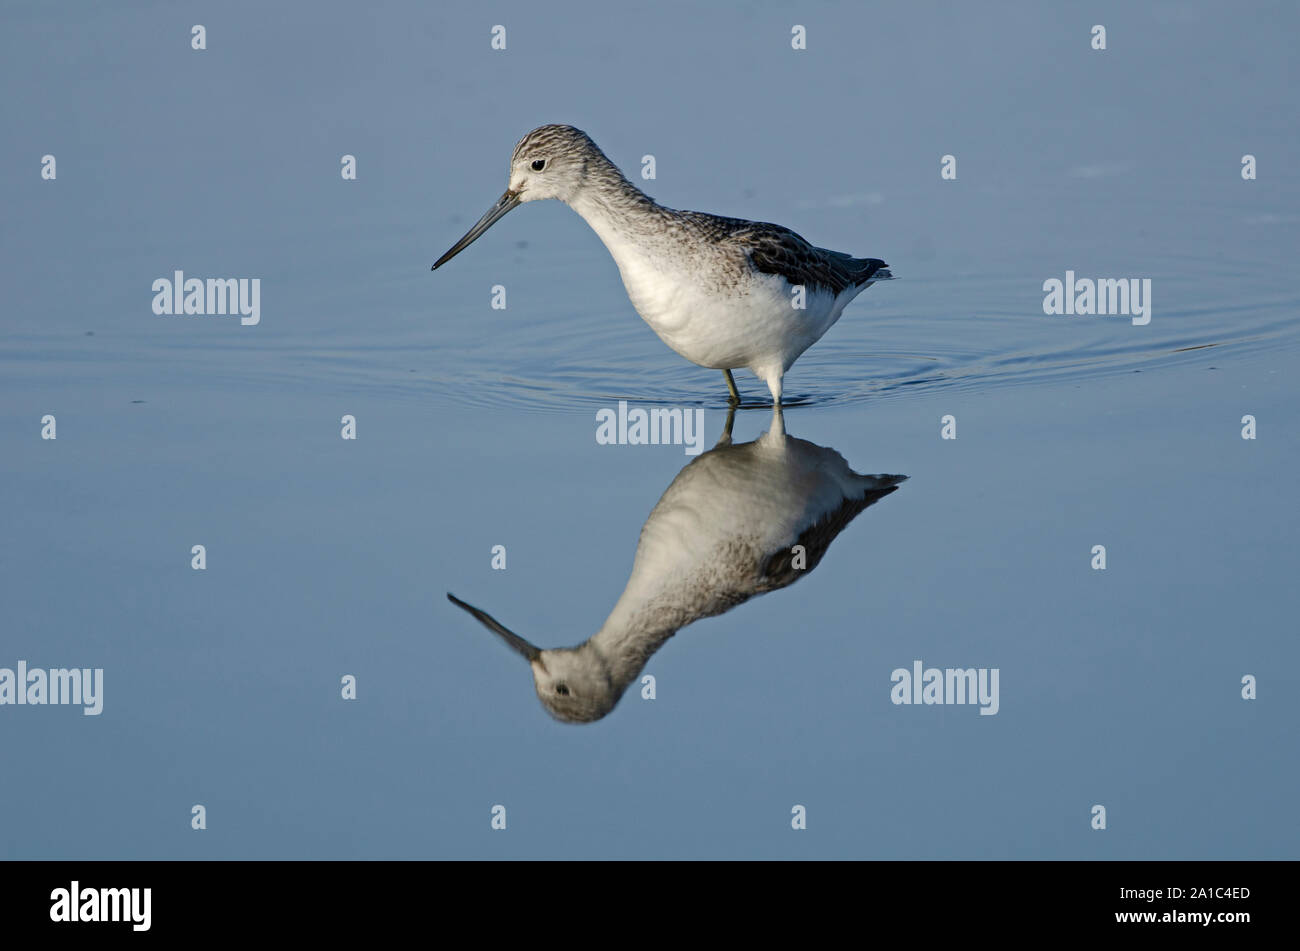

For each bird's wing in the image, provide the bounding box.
[731,222,885,296]
[758,481,903,588]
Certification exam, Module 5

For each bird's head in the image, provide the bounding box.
[506,124,599,205]
[447,593,622,724]
[431,124,601,270]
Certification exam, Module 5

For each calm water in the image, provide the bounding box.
[2,1,1297,859]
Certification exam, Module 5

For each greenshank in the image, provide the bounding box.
[448,407,906,723]
[432,125,894,405]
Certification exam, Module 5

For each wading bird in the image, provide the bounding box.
[432,125,893,405]
[447,407,906,722]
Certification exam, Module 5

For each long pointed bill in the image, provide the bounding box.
[447,593,541,662]
[431,190,521,270]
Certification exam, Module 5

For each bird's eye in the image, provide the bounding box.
[555,684,569,696]
[531,159,546,171]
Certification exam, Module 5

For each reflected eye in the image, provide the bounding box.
[531,159,546,171]
[555,684,569,696]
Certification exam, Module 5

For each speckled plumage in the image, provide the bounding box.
[447,408,907,723]
[433,124,895,403]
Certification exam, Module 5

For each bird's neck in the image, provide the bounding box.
[588,605,679,693]
[568,152,663,242]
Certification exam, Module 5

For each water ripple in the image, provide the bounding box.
[8,270,1295,413]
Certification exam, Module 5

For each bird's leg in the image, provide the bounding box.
[766,373,783,407]
[770,403,785,437]
[715,404,737,447]
[722,369,741,406]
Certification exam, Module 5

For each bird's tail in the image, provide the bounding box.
[855,258,893,284]
[856,473,907,501]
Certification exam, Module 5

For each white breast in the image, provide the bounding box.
[575,201,857,376]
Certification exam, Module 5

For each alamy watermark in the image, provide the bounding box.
[890,659,999,715]
[0,661,103,715]
[1042,270,1151,325]
[50,881,150,931]
[596,401,706,456]
[152,270,260,325]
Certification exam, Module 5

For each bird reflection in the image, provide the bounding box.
[448,407,907,723]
